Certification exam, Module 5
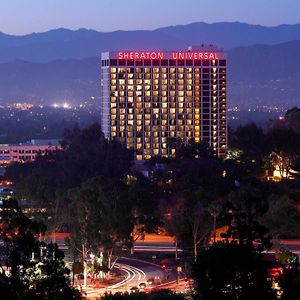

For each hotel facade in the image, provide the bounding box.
[100,46,227,160]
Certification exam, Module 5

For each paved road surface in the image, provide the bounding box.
[83,257,166,299]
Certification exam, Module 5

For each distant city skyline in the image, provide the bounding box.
[0,0,300,35]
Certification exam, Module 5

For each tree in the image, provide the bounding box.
[170,154,225,195]
[157,140,230,261]
[31,242,83,300]
[166,189,212,262]
[129,174,161,254]
[230,123,268,176]
[5,123,133,232]
[191,179,300,300]
[284,107,300,134]
[208,199,224,243]
[67,177,134,285]
[262,195,300,239]
[66,188,92,287]
[230,123,267,158]
[291,156,300,177]
[175,140,213,160]
[191,242,277,300]
[266,127,300,179]
[0,199,82,300]
[225,183,271,250]
[279,263,300,300]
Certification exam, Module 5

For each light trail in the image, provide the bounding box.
[85,262,147,296]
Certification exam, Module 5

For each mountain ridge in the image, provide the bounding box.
[0,40,300,109]
[1,22,300,63]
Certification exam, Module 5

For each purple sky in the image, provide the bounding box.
[1,0,300,35]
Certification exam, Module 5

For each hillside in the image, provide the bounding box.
[1,22,300,63]
[0,25,300,108]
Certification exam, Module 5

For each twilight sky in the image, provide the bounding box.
[0,0,300,35]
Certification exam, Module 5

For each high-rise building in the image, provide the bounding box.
[100,46,227,160]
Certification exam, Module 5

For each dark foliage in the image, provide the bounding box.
[4,123,133,232]
[0,200,82,300]
[100,289,185,300]
[192,242,276,300]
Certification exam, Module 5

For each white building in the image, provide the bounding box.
[0,139,61,164]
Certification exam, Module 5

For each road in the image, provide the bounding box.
[83,257,166,299]
[48,234,300,298]
[49,233,181,254]
[280,239,300,254]
[154,278,191,293]
[133,234,181,253]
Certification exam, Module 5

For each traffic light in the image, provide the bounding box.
[161,264,166,270]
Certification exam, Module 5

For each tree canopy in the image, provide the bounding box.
[191,242,276,300]
[0,200,82,300]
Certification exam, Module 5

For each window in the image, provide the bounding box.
[169,60,176,66]
[110,59,117,65]
[161,60,168,66]
[135,60,143,66]
[219,60,226,66]
[152,60,160,66]
[118,59,126,66]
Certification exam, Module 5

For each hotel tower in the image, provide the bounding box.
[100,46,227,160]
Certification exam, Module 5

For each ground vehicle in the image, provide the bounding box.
[147,278,154,285]
[130,286,139,293]
[139,282,146,289]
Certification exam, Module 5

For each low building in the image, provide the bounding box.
[0,139,61,164]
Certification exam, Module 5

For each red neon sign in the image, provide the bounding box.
[118,52,164,60]
[118,51,219,60]
[172,52,218,60]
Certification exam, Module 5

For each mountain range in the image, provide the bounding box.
[0,22,300,108]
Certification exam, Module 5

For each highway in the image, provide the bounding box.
[48,233,300,299]
[83,257,166,299]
